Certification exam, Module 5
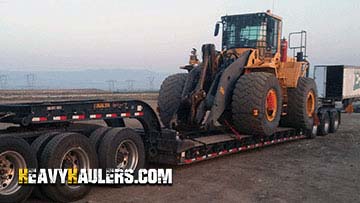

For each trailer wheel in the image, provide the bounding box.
[89,127,111,152]
[0,136,37,203]
[31,132,60,161]
[318,111,330,136]
[281,77,318,131]
[98,128,145,173]
[329,111,340,133]
[232,72,282,136]
[158,73,188,128]
[39,133,97,203]
[31,132,60,200]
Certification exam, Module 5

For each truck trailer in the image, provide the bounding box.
[0,11,342,203]
[0,96,338,202]
[310,65,360,112]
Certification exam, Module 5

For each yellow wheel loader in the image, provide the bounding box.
[158,11,318,136]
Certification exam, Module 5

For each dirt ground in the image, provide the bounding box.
[10,90,358,203]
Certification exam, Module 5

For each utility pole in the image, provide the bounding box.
[147,76,155,91]
[26,73,36,89]
[0,75,8,89]
[106,80,117,92]
[272,0,276,13]
[125,80,135,92]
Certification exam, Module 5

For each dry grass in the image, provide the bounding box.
[0,89,158,104]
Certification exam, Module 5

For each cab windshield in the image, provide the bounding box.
[221,13,280,54]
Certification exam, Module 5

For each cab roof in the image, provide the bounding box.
[221,11,282,21]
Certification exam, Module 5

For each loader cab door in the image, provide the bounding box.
[221,13,281,56]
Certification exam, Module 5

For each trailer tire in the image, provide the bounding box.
[329,111,340,133]
[31,132,60,200]
[98,128,145,173]
[158,73,188,128]
[281,77,318,131]
[0,136,37,203]
[31,132,60,161]
[39,133,97,203]
[318,111,330,136]
[232,72,282,136]
[89,127,111,152]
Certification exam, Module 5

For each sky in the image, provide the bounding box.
[0,0,359,72]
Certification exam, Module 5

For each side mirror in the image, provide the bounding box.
[214,23,220,37]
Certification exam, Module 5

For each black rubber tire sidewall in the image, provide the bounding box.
[98,128,145,173]
[281,77,318,131]
[158,73,188,128]
[30,131,60,200]
[31,132,60,161]
[232,72,282,136]
[0,136,37,203]
[89,127,111,152]
[39,133,98,203]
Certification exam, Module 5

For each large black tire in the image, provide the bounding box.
[232,72,282,136]
[281,77,318,131]
[98,128,145,173]
[158,73,187,128]
[31,132,60,161]
[89,127,111,152]
[31,132,60,200]
[39,133,98,203]
[318,111,330,136]
[329,110,340,133]
[0,136,37,203]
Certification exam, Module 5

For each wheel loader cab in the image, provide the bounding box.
[215,11,309,89]
[216,12,282,59]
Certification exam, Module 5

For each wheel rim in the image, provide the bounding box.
[0,151,27,196]
[115,140,139,170]
[334,119,339,129]
[265,89,278,122]
[60,147,90,189]
[306,91,315,117]
[324,120,330,133]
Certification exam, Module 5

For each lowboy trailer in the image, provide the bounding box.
[0,98,338,202]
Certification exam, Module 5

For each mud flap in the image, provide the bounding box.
[205,50,251,128]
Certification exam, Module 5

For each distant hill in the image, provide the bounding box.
[0,69,176,91]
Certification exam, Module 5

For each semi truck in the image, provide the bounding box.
[0,11,341,203]
[310,65,360,112]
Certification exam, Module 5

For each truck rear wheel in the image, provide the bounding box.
[329,111,340,133]
[31,132,60,161]
[318,111,330,136]
[39,133,97,203]
[31,132,60,200]
[232,72,282,136]
[281,77,318,131]
[98,128,145,173]
[158,73,187,128]
[89,127,111,152]
[0,136,37,203]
